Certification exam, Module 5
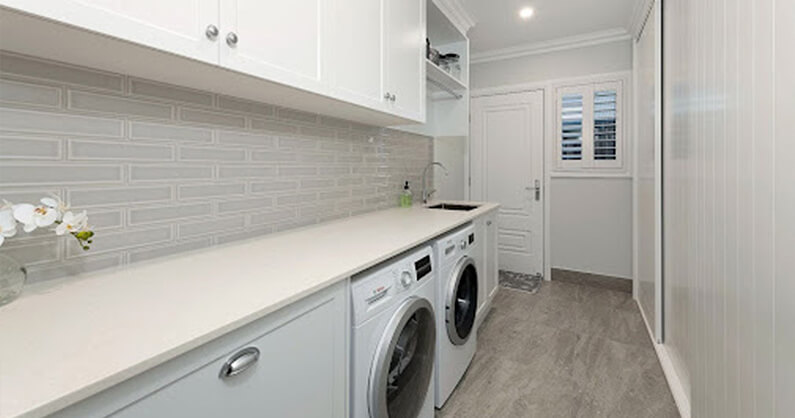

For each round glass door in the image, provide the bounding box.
[446,257,478,345]
[369,297,436,418]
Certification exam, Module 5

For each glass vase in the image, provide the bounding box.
[0,254,26,307]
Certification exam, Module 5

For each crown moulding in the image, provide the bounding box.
[432,0,477,35]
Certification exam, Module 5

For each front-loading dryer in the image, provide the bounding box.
[432,224,479,408]
[350,246,436,418]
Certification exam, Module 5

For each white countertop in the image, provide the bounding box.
[0,202,498,418]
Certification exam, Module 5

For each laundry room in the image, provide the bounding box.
[0,1,792,418]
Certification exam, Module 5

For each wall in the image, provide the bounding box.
[0,52,433,284]
[471,39,633,89]
[472,39,634,279]
[664,0,794,416]
[549,177,633,278]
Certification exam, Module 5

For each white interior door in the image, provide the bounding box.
[471,91,544,276]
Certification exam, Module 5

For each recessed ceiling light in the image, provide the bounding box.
[519,7,535,20]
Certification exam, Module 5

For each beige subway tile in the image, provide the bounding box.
[178,183,246,199]
[0,52,123,91]
[1,238,60,266]
[251,150,297,163]
[68,90,173,119]
[130,121,213,143]
[0,137,62,160]
[215,226,273,244]
[249,209,296,225]
[250,118,298,135]
[178,216,245,238]
[0,78,60,107]
[25,254,124,284]
[129,165,213,182]
[179,146,246,162]
[250,180,299,193]
[300,178,335,189]
[67,226,172,257]
[128,238,213,264]
[276,107,318,124]
[0,108,123,137]
[276,193,317,206]
[218,130,276,147]
[0,163,122,185]
[217,196,274,213]
[278,166,317,176]
[129,203,213,225]
[217,96,275,116]
[129,78,213,106]
[68,186,172,207]
[69,140,173,161]
[218,165,277,179]
[179,107,245,128]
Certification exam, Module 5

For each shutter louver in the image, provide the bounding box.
[593,90,617,160]
[561,93,583,160]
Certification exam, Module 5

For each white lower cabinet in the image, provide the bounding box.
[475,209,499,328]
[53,280,348,418]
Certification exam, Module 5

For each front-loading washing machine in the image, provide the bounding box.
[350,246,437,418]
[432,224,479,408]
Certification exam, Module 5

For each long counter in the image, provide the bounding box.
[0,202,498,418]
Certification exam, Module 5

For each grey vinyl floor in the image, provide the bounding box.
[436,281,680,418]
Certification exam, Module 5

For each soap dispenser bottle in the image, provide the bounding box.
[400,181,413,207]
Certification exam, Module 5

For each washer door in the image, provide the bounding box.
[446,257,478,346]
[369,297,436,418]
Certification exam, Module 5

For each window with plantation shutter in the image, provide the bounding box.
[594,89,617,160]
[555,80,623,171]
[561,93,584,160]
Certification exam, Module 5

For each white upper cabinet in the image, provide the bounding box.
[0,0,220,64]
[0,0,426,125]
[219,0,327,92]
[384,0,426,121]
[327,0,385,110]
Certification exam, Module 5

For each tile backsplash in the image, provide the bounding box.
[0,52,433,284]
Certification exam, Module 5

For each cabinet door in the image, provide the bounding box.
[486,212,499,300]
[105,286,347,418]
[328,0,386,110]
[384,0,425,121]
[0,0,219,64]
[220,0,327,93]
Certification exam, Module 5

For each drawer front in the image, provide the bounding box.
[52,281,348,418]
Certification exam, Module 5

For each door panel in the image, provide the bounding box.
[328,0,384,110]
[220,0,325,92]
[471,91,544,275]
[1,0,219,64]
[384,0,424,120]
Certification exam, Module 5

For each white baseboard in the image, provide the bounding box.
[636,299,692,418]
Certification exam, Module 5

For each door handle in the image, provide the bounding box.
[534,179,541,201]
[219,347,259,379]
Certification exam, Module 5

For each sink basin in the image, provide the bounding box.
[426,203,480,211]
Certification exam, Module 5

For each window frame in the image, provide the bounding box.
[555,80,624,171]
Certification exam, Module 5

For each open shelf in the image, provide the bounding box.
[426,59,466,99]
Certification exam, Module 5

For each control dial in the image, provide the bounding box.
[399,271,413,288]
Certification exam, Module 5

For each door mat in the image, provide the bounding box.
[498,270,543,294]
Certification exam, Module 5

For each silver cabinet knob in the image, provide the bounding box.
[486,220,492,226]
[226,32,239,47]
[391,94,396,102]
[205,24,219,40]
[219,347,259,379]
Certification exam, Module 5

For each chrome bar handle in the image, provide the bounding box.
[219,347,259,379]
[534,179,541,201]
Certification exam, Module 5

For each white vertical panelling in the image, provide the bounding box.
[775,0,795,415]
[634,0,659,340]
[664,0,791,416]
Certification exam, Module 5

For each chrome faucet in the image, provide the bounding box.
[421,161,449,204]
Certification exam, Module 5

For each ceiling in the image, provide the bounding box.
[462,0,637,53]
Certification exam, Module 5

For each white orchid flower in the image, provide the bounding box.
[0,207,17,247]
[55,211,88,236]
[41,196,69,221]
[13,203,59,233]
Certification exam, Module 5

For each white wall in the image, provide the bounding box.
[471,39,634,279]
[471,40,633,89]
[550,177,633,278]
[663,0,794,416]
